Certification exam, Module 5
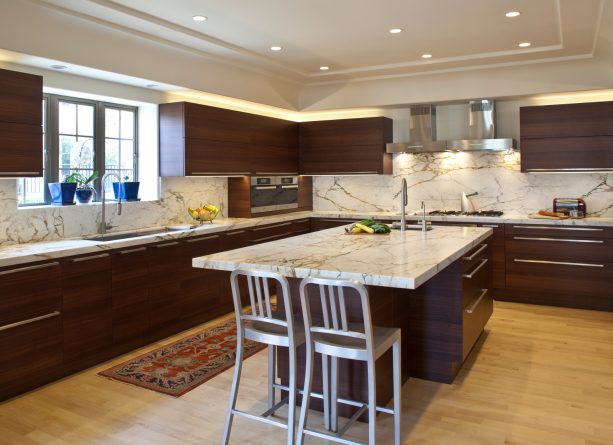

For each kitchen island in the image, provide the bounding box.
[193,225,494,412]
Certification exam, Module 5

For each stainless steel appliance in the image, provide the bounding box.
[250,176,298,214]
[553,198,586,217]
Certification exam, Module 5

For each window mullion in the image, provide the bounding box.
[94,102,106,201]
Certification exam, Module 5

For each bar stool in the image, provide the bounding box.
[221,269,304,445]
[296,277,402,445]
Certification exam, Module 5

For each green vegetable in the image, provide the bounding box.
[357,218,375,227]
[371,223,391,234]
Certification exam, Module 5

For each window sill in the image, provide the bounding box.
[18,199,159,210]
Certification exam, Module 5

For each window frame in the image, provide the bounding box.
[18,94,139,206]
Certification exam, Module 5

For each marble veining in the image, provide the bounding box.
[313,152,613,217]
[193,226,493,289]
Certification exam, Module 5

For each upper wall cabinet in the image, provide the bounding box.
[159,102,298,176]
[520,102,613,172]
[299,117,393,175]
[0,68,43,177]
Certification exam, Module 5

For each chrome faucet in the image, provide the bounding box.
[420,201,427,232]
[99,172,122,235]
[399,178,408,232]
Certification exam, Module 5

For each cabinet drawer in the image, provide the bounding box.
[462,243,490,273]
[506,258,612,297]
[250,222,294,244]
[0,312,62,399]
[462,288,493,360]
[0,261,61,326]
[506,236,612,263]
[506,224,612,239]
[183,234,222,280]
[292,218,311,234]
[222,229,250,251]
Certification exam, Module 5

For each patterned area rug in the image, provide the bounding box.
[98,317,266,397]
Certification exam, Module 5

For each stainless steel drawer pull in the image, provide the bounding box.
[252,222,292,231]
[463,258,489,279]
[463,244,488,261]
[481,224,499,228]
[155,241,179,248]
[0,311,61,332]
[514,259,605,268]
[0,261,60,276]
[227,230,247,235]
[465,289,488,314]
[119,247,147,254]
[186,235,219,243]
[253,234,286,243]
[71,253,109,263]
[512,225,603,232]
[513,236,604,244]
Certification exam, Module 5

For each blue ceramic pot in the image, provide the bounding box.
[48,182,77,205]
[75,188,94,204]
[112,182,140,200]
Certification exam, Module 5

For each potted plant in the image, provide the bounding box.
[65,171,98,204]
[112,175,140,201]
[48,175,78,206]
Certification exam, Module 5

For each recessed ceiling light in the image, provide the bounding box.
[192,15,207,22]
[319,66,330,71]
[518,42,531,48]
[50,65,67,70]
[505,11,521,18]
[421,54,433,59]
[389,28,403,34]
[270,46,282,51]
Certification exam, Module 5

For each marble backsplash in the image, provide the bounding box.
[0,177,227,246]
[313,151,613,217]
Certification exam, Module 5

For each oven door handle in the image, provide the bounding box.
[281,185,298,189]
[254,186,278,190]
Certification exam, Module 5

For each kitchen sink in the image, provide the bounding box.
[86,229,170,242]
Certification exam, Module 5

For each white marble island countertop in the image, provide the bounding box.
[193,225,492,289]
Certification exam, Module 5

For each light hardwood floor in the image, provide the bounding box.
[0,301,612,445]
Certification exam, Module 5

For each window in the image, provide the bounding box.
[18,95,138,206]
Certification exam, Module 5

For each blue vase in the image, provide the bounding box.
[48,182,77,205]
[75,188,94,204]
[112,182,140,200]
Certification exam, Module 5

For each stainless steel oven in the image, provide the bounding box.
[250,176,298,214]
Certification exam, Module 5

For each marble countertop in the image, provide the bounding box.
[1,209,611,269]
[193,225,492,289]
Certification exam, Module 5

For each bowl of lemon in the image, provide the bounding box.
[188,204,219,224]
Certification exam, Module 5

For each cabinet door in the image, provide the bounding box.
[299,117,392,175]
[249,114,299,174]
[62,253,113,369]
[220,230,251,307]
[184,138,252,175]
[184,102,252,143]
[520,102,613,139]
[0,122,43,177]
[520,136,613,172]
[0,68,42,125]
[181,234,230,325]
[0,261,62,400]
[111,246,149,353]
[147,241,183,341]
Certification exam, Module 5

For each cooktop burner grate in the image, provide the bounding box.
[428,210,504,217]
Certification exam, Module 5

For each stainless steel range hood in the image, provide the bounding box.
[387,100,517,154]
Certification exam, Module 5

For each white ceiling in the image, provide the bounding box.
[29,0,606,84]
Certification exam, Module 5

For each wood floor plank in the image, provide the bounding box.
[0,302,612,444]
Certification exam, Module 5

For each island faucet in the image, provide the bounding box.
[99,172,122,235]
[399,178,408,232]
[421,201,427,232]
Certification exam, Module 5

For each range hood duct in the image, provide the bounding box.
[387,100,516,154]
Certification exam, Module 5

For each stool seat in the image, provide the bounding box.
[312,324,400,362]
[245,318,306,348]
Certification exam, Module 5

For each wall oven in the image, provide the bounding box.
[250,176,299,214]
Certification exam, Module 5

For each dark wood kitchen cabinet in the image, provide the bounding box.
[499,224,613,311]
[520,101,613,171]
[159,102,298,176]
[0,68,43,177]
[0,261,63,400]
[62,253,113,371]
[147,241,183,341]
[299,117,393,175]
[111,246,150,354]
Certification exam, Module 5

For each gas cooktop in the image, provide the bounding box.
[428,210,504,217]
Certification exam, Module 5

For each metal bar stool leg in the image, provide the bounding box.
[393,339,402,445]
[322,353,330,431]
[267,345,276,409]
[287,344,298,444]
[330,356,339,432]
[367,358,377,445]
[296,345,314,445]
[221,335,245,445]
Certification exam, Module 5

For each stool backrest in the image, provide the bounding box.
[230,268,295,338]
[299,277,374,356]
